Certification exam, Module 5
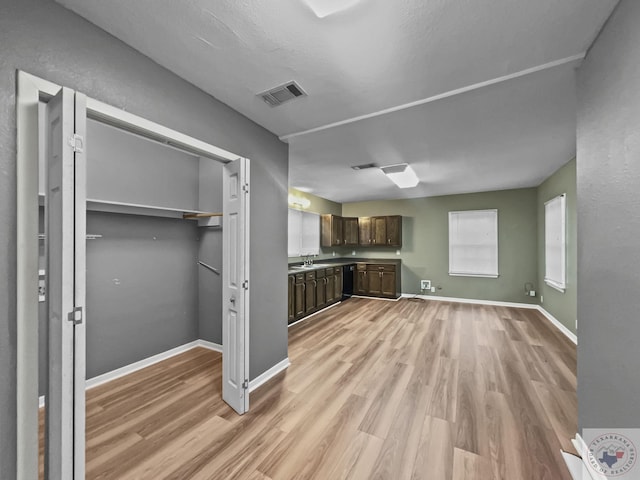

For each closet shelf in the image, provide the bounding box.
[86,198,221,226]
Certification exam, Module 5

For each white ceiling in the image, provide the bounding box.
[57,0,618,203]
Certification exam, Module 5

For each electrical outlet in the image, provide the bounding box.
[540,295,544,304]
[351,250,356,256]
[529,290,536,297]
[420,280,431,290]
[431,287,436,293]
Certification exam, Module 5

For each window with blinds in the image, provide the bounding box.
[288,208,320,257]
[448,209,499,278]
[544,194,566,291]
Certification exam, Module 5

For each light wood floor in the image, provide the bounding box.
[40,297,577,479]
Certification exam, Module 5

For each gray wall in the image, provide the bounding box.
[342,188,539,303]
[577,0,640,431]
[85,213,200,379]
[537,158,577,334]
[0,0,288,475]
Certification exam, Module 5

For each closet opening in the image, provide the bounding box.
[17,72,250,480]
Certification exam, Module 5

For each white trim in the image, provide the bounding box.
[545,280,566,293]
[17,70,42,480]
[85,340,201,389]
[400,293,538,309]
[279,53,585,141]
[85,97,240,163]
[249,358,290,393]
[399,294,578,345]
[38,340,224,408]
[196,339,223,352]
[288,301,342,327]
[351,295,400,302]
[569,434,608,480]
[537,306,578,345]
[449,273,499,278]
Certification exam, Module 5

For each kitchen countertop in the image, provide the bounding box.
[287,257,401,275]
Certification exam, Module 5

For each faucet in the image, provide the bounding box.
[303,255,314,266]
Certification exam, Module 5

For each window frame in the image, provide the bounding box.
[448,209,499,278]
[544,194,567,292]
[287,208,320,257]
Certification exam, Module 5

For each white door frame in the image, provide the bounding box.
[16,71,249,479]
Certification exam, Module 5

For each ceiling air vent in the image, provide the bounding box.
[351,163,378,170]
[259,81,307,107]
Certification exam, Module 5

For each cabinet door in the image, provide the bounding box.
[381,271,396,297]
[386,216,402,246]
[372,217,387,246]
[294,282,305,318]
[325,274,335,303]
[367,268,383,295]
[288,275,295,322]
[356,270,368,295]
[332,216,343,246]
[343,217,359,245]
[316,278,326,308]
[305,280,316,314]
[359,217,372,246]
[334,268,343,300]
[321,214,343,247]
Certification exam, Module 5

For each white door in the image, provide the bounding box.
[46,87,86,479]
[222,157,250,414]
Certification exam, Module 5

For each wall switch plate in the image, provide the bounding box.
[351,250,356,256]
[540,295,544,304]
[420,280,431,290]
[332,251,336,256]
[396,250,400,255]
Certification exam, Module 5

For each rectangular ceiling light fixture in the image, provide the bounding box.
[380,163,419,188]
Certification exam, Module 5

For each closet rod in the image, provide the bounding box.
[183,212,223,219]
[38,234,103,240]
[198,261,220,275]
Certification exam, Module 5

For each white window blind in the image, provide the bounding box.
[449,209,498,277]
[288,208,320,257]
[544,194,566,291]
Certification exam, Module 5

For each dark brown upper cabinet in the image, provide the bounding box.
[322,214,402,248]
[343,217,359,246]
[321,214,343,247]
[358,217,372,246]
[372,215,402,247]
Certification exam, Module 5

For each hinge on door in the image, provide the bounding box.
[242,379,249,390]
[67,306,83,325]
[68,134,84,153]
[242,184,249,193]
[242,280,249,290]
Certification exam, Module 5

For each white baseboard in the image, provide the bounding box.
[536,306,578,345]
[249,357,290,393]
[567,434,606,480]
[288,301,341,328]
[196,339,223,352]
[400,293,538,309]
[399,293,577,345]
[86,340,201,390]
[351,295,400,302]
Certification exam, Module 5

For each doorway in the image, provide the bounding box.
[17,71,251,480]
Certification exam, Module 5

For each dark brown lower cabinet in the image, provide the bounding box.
[288,275,295,323]
[356,263,399,299]
[316,269,326,309]
[305,271,316,315]
[334,267,342,300]
[294,273,305,319]
[289,266,345,324]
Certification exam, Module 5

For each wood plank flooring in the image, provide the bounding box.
[39,297,577,479]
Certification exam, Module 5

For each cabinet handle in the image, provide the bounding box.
[313,280,317,287]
